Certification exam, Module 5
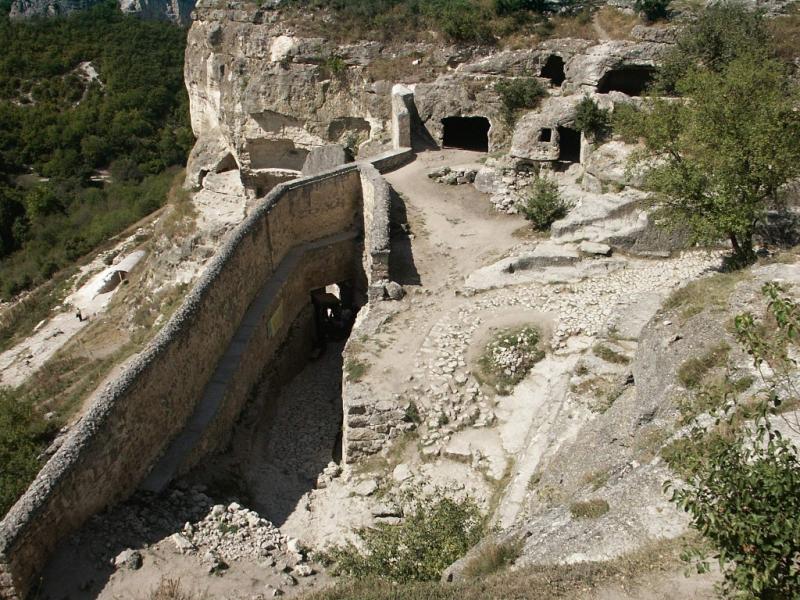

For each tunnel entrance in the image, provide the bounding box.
[558,126,581,163]
[311,284,356,345]
[541,55,566,86]
[597,65,657,96]
[441,116,490,152]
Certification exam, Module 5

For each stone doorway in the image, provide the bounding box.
[441,116,490,152]
[597,65,657,96]
[557,126,581,163]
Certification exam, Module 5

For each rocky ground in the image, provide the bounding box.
[32,149,793,599]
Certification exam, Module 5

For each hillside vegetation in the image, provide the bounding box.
[0,1,192,299]
[284,0,630,43]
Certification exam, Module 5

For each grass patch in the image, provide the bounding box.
[571,376,624,413]
[582,470,610,491]
[633,426,673,463]
[462,537,523,578]
[303,535,707,600]
[663,271,748,322]
[0,387,59,516]
[477,325,544,395]
[0,267,75,353]
[592,343,630,365]
[345,357,370,382]
[569,498,610,519]
[676,343,730,389]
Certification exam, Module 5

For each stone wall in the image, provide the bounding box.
[0,150,408,600]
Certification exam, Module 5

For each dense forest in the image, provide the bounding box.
[0,1,192,299]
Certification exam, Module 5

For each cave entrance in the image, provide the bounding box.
[441,116,490,152]
[597,65,657,96]
[541,55,566,86]
[558,126,581,163]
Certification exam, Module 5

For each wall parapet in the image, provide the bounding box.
[0,148,410,600]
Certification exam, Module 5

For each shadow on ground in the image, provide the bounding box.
[389,187,421,286]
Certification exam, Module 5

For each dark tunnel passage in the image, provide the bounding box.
[597,65,657,96]
[558,126,581,163]
[441,116,490,152]
[541,54,566,86]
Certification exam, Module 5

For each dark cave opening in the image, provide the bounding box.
[441,116,490,152]
[596,65,657,96]
[541,54,566,86]
[558,126,581,163]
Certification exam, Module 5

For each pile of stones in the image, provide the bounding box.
[427,165,478,185]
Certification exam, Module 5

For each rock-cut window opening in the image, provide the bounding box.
[441,116,490,152]
[540,55,566,86]
[596,65,657,96]
[539,128,552,143]
[557,126,581,163]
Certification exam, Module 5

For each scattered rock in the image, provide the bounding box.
[578,241,612,256]
[170,533,197,554]
[392,463,413,482]
[113,549,142,570]
[385,281,405,301]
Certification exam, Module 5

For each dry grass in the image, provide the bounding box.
[769,5,800,62]
[676,343,730,390]
[663,270,749,323]
[462,538,524,578]
[595,7,640,40]
[593,343,630,365]
[569,498,610,519]
[548,9,596,40]
[148,578,202,600]
[365,55,443,83]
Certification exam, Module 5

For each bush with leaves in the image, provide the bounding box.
[666,283,800,598]
[574,95,611,142]
[518,177,572,230]
[494,77,546,124]
[321,489,484,583]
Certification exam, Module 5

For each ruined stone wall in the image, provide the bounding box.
[359,163,391,301]
[0,151,407,600]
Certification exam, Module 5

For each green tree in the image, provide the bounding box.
[619,54,800,264]
[656,2,770,94]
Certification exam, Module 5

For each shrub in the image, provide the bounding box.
[322,491,484,582]
[634,0,670,23]
[574,95,611,142]
[494,77,546,124]
[518,177,572,230]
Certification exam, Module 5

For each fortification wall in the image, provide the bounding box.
[0,150,409,600]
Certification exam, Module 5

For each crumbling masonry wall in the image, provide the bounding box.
[0,149,410,600]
